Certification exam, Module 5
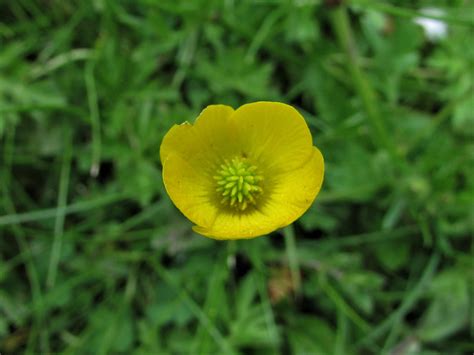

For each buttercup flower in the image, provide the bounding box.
[160,102,324,240]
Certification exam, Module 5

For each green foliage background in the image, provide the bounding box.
[0,0,473,354]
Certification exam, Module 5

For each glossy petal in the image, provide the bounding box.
[232,102,314,173]
[160,104,235,172]
[193,147,324,239]
[162,152,218,228]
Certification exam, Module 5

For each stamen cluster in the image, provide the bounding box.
[214,157,263,210]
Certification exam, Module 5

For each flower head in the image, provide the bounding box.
[160,102,324,240]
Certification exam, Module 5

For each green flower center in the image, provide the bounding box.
[214,157,263,211]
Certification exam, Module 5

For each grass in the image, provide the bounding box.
[1,0,473,354]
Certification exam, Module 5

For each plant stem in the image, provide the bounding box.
[283,224,301,292]
[330,5,398,160]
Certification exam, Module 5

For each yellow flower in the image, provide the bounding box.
[160,102,324,240]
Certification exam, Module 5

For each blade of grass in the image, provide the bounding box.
[283,224,301,292]
[330,4,398,162]
[46,128,72,288]
[356,252,440,349]
[85,60,101,177]
[191,250,229,354]
[31,49,92,79]
[334,309,348,355]
[311,225,418,250]
[319,277,372,333]
[0,193,125,226]
[0,103,84,116]
[252,271,279,348]
[172,29,199,88]
[246,8,284,62]
[1,123,47,353]
[97,269,137,355]
[150,259,236,355]
[247,241,279,347]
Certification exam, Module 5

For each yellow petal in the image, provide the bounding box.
[193,147,324,239]
[160,104,236,172]
[266,146,324,225]
[232,101,314,174]
[159,121,193,164]
[193,211,278,240]
[162,152,218,228]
